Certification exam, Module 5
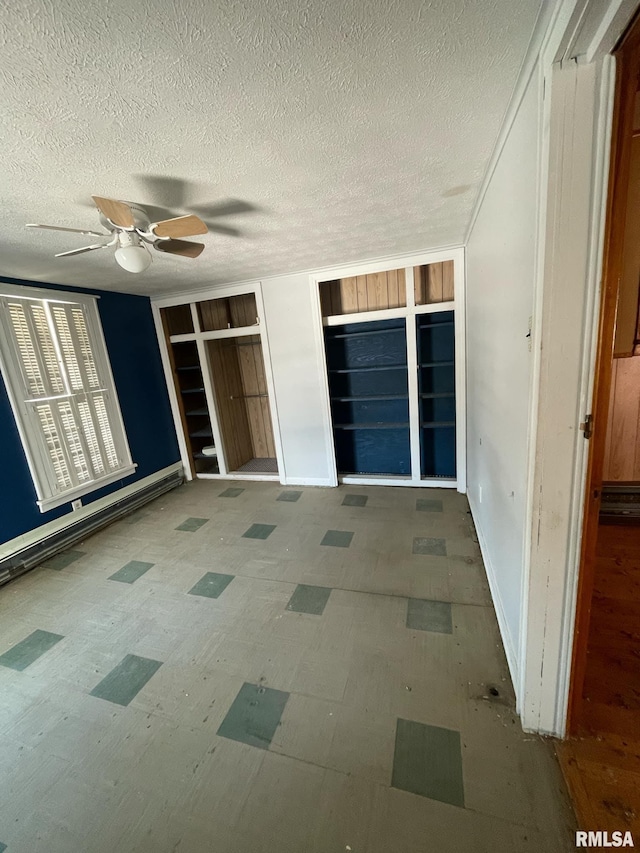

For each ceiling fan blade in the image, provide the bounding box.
[55,243,108,258]
[92,196,135,228]
[151,214,208,239]
[154,239,204,258]
[26,223,105,237]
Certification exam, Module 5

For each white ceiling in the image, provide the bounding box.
[0,0,542,296]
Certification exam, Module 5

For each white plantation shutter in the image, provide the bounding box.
[0,286,135,511]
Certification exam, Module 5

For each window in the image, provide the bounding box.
[0,284,136,512]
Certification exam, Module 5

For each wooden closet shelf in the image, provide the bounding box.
[180,387,205,394]
[331,394,409,402]
[334,422,410,430]
[189,427,213,438]
[420,421,455,428]
[185,408,209,416]
[176,365,201,372]
[329,364,407,374]
[419,361,454,368]
[229,393,268,399]
[329,327,405,340]
[419,392,455,399]
[221,339,261,347]
[418,321,455,328]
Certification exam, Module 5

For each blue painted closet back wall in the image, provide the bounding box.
[0,276,180,545]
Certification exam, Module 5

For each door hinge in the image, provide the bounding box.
[580,414,593,439]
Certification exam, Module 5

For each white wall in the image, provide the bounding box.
[261,273,335,486]
[465,67,542,688]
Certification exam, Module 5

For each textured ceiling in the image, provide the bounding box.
[0,0,542,296]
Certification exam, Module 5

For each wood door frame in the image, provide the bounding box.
[566,11,640,735]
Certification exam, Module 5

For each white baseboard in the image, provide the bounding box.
[340,476,458,488]
[283,477,334,487]
[196,473,280,482]
[0,463,183,563]
[467,493,521,708]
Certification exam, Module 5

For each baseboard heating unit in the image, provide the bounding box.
[0,464,183,587]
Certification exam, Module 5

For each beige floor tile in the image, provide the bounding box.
[0,478,576,852]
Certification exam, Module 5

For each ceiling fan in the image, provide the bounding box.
[26,196,208,273]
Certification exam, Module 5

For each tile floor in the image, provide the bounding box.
[0,479,576,852]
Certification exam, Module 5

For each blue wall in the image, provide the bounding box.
[0,277,180,545]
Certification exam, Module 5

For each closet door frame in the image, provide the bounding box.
[310,247,466,492]
[151,282,286,483]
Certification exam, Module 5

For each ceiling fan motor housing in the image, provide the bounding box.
[99,203,150,233]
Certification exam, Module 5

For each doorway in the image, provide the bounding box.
[559,9,640,835]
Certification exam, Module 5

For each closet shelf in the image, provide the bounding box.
[334,422,410,430]
[180,387,205,394]
[176,365,201,372]
[329,327,405,340]
[419,361,454,368]
[329,364,407,374]
[331,394,409,402]
[420,421,455,428]
[221,339,260,347]
[229,393,268,399]
[419,392,455,399]
[185,408,208,416]
[189,427,213,438]
[418,321,455,328]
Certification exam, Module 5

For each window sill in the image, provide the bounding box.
[37,464,138,513]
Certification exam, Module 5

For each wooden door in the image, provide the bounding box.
[566,14,640,734]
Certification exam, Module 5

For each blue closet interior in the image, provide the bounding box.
[416,311,456,477]
[324,318,410,475]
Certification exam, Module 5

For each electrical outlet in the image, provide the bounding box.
[72,498,82,511]
[478,485,483,504]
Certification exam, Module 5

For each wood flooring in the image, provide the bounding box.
[558,519,640,835]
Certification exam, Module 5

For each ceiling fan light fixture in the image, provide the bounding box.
[114,244,152,273]
[26,194,209,273]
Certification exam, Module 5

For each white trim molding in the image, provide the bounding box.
[152,283,286,485]
[309,246,466,491]
[0,282,136,513]
[521,54,615,736]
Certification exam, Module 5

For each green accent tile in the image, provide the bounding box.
[220,488,244,498]
[321,529,354,548]
[277,491,302,502]
[44,549,85,571]
[407,599,453,634]
[342,494,368,507]
[416,498,443,513]
[392,718,464,806]
[413,537,447,556]
[108,560,154,584]
[188,572,235,599]
[242,523,276,540]
[286,584,332,615]
[217,682,289,749]
[90,654,162,707]
[175,517,209,532]
[0,629,64,671]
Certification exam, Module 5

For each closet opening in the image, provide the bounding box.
[206,334,277,475]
